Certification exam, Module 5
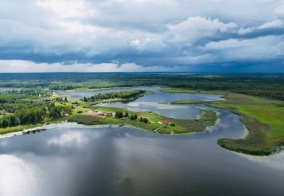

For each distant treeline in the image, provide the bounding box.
[0,89,51,103]
[84,90,147,102]
[0,73,284,100]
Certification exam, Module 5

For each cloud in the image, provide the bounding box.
[0,60,190,72]
[0,0,284,72]
[258,20,284,29]
[168,16,237,45]
[204,36,284,61]
[275,3,284,18]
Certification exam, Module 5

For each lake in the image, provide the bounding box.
[0,88,283,196]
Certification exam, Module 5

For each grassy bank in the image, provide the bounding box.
[168,88,284,155]
[0,115,74,135]
[69,106,218,134]
[0,124,44,135]
[173,109,218,132]
[217,114,271,155]
[210,93,284,155]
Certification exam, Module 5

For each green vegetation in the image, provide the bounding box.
[0,88,217,135]
[70,106,218,134]
[211,93,284,155]
[1,73,284,156]
[170,89,284,155]
[0,73,283,101]
[0,124,44,135]
[174,109,218,132]
[84,90,151,103]
[115,111,124,119]
[0,89,72,132]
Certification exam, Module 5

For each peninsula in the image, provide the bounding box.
[167,88,284,155]
[0,89,218,135]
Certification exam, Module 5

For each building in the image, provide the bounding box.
[159,120,169,125]
[97,112,104,116]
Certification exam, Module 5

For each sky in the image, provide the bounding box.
[0,0,284,73]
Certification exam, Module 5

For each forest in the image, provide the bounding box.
[0,89,72,128]
[84,90,147,102]
[0,73,283,100]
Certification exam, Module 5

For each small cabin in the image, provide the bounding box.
[97,112,105,116]
[159,120,169,125]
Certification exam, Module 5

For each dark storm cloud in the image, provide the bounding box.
[0,0,284,72]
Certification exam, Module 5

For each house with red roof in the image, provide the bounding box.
[159,120,169,125]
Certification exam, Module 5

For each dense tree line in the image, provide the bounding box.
[0,115,19,128]
[0,73,284,100]
[7,89,51,97]
[115,111,124,119]
[0,104,72,128]
[85,90,147,102]
[115,111,138,120]
[49,105,72,118]
[130,114,138,120]
[0,89,51,104]
[165,76,284,101]
[140,117,149,123]
[114,111,148,123]
[0,90,72,129]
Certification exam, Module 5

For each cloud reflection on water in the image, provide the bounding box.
[0,155,43,196]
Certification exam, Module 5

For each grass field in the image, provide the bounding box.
[211,93,284,155]
[70,105,218,134]
[166,88,284,155]
[0,124,45,135]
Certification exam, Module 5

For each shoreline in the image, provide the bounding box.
[167,88,284,156]
[0,113,220,138]
[1,87,283,156]
[1,107,219,137]
[69,107,218,135]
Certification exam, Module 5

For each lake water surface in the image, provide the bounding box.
[0,88,283,196]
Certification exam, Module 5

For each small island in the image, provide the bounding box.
[83,90,153,103]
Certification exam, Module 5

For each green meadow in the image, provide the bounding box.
[168,89,284,155]
[70,105,218,135]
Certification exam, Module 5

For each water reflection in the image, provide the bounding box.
[100,102,204,119]
[0,118,284,195]
[97,88,223,119]
[0,155,43,196]
[56,87,223,102]
[1,89,284,195]
[58,87,224,119]
[241,150,284,170]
